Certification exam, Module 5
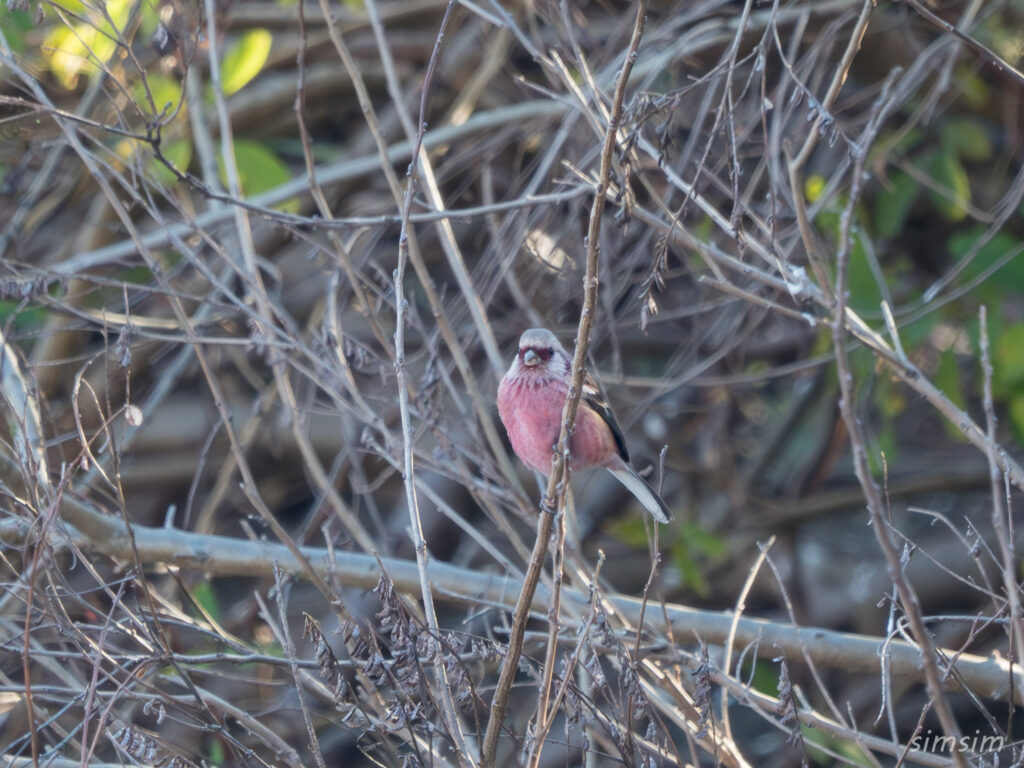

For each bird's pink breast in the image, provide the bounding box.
[497,376,617,475]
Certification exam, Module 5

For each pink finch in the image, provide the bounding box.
[497,328,671,524]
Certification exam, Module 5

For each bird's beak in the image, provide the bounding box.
[523,348,540,367]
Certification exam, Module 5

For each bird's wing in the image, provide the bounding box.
[582,371,630,464]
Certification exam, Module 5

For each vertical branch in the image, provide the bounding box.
[364,0,503,374]
[392,2,475,765]
[323,0,525,498]
[830,74,968,768]
[786,0,875,302]
[480,4,649,765]
[979,306,1024,683]
[271,566,326,768]
[525,511,566,768]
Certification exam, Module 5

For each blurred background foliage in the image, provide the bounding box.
[1,0,1024,765]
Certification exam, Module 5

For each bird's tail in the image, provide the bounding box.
[608,467,672,524]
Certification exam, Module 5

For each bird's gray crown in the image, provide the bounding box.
[518,328,563,351]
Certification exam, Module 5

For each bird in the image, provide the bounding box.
[496,328,671,524]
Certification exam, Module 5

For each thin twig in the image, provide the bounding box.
[828,56,968,768]
[978,305,1024,697]
[524,511,566,768]
[480,4,649,764]
[902,0,1024,88]
[391,2,475,763]
[720,537,774,744]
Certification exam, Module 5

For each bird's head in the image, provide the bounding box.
[508,328,571,382]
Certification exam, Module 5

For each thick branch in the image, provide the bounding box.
[12,514,1020,708]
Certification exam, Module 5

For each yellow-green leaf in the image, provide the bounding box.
[846,230,884,314]
[42,0,132,89]
[221,28,272,96]
[949,228,1024,305]
[153,139,192,186]
[874,170,917,239]
[0,301,49,331]
[219,139,298,212]
[805,174,825,203]
[941,118,993,161]
[936,349,968,442]
[49,0,87,10]
[994,324,1024,397]
[1010,397,1024,445]
[927,149,970,222]
[134,73,184,121]
[0,6,33,56]
[191,580,220,621]
[43,25,85,90]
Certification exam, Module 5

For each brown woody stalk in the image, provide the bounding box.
[479,3,649,765]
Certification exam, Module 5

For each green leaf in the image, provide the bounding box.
[820,729,875,767]
[994,324,1024,397]
[805,174,826,203]
[957,66,991,109]
[153,138,192,186]
[43,25,90,90]
[836,741,875,768]
[803,726,873,767]
[119,266,158,285]
[0,301,49,332]
[874,170,918,239]
[221,28,273,96]
[207,739,226,766]
[941,118,993,161]
[846,230,884,314]
[133,73,183,120]
[802,725,832,766]
[868,424,897,476]
[191,580,220,621]
[936,349,966,410]
[878,375,907,419]
[670,522,726,597]
[739,654,779,698]
[613,516,725,597]
[137,0,162,38]
[948,227,1024,302]
[48,0,88,10]
[927,148,970,222]
[42,0,132,90]
[899,313,938,352]
[0,6,33,55]
[612,515,649,549]
[219,139,298,212]
[867,127,925,169]
[1009,397,1024,445]
[936,348,969,441]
